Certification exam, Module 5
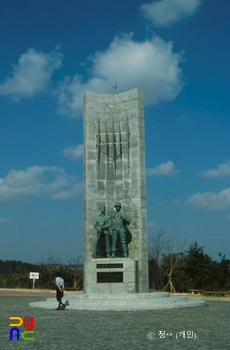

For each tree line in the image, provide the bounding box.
[149,229,230,292]
[1,234,229,292]
[0,256,83,290]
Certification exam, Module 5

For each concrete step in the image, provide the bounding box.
[29,292,205,310]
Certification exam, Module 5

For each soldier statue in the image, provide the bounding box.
[92,205,111,258]
[111,202,130,258]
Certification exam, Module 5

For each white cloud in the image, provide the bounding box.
[197,161,230,179]
[187,188,230,211]
[0,218,12,225]
[171,199,181,206]
[147,161,180,176]
[0,165,81,204]
[55,34,183,118]
[61,144,83,160]
[147,221,158,229]
[51,182,82,200]
[140,0,202,27]
[0,48,63,99]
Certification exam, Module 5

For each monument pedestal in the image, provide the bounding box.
[84,259,138,294]
[30,292,205,310]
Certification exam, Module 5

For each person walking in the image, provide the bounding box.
[55,272,65,310]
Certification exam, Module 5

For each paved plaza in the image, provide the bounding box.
[0,291,229,349]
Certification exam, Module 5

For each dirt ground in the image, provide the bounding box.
[174,292,230,302]
[0,288,56,297]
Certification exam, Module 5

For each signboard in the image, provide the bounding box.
[29,272,39,279]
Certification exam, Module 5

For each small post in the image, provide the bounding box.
[29,272,39,289]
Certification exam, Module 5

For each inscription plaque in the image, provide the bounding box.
[97,264,123,269]
[97,272,123,283]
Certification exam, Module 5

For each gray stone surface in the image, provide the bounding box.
[30,291,205,311]
[84,88,148,293]
[1,295,228,349]
[84,258,137,294]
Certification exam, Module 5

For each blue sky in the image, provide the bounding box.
[0,0,230,263]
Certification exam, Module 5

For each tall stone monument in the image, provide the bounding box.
[83,88,148,293]
[30,88,205,309]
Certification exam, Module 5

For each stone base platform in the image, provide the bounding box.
[29,292,205,311]
[84,258,138,294]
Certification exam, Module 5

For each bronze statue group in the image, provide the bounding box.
[93,202,131,259]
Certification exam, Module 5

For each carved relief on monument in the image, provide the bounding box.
[96,117,130,171]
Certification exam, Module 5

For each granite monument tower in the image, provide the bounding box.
[83,88,148,293]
